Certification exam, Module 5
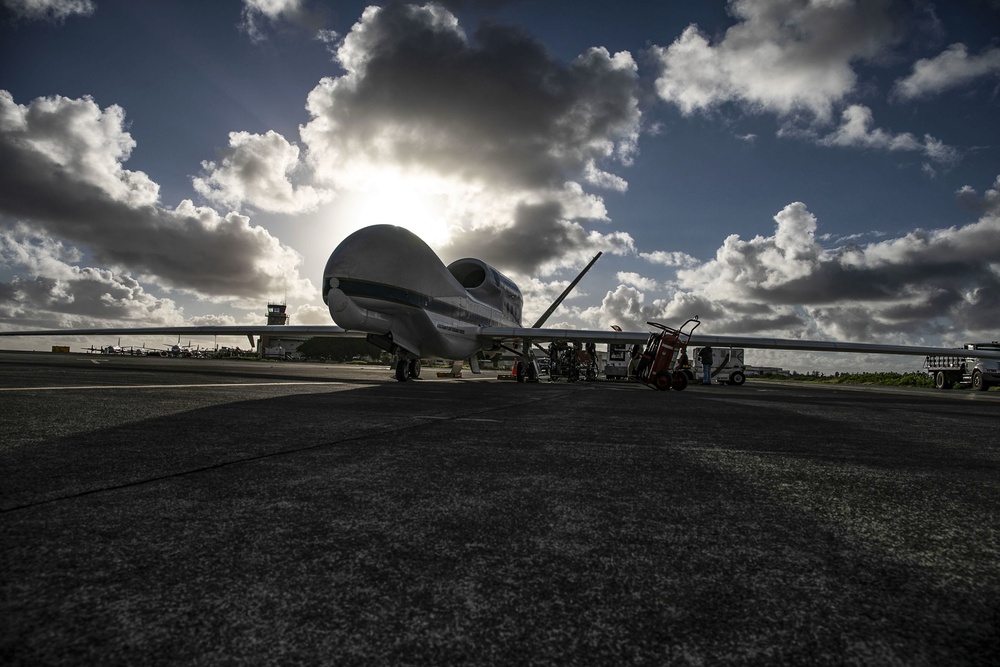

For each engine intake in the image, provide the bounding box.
[447,258,523,325]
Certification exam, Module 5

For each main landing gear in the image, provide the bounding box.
[394,358,421,382]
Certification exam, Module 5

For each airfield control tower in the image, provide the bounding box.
[266,302,289,326]
[260,302,304,359]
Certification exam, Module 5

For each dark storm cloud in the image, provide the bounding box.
[442,200,635,275]
[303,2,639,188]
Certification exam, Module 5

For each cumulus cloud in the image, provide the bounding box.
[615,272,659,291]
[0,91,159,206]
[240,0,325,42]
[581,193,1000,344]
[652,0,896,121]
[640,249,699,268]
[0,227,187,329]
[674,200,1000,339]
[581,284,651,330]
[956,176,1000,217]
[300,2,641,275]
[291,302,333,325]
[649,1,974,167]
[0,90,314,302]
[2,0,93,22]
[193,130,333,214]
[894,43,1000,100]
[818,104,959,164]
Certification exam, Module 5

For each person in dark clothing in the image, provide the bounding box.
[698,346,714,385]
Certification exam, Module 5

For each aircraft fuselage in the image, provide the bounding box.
[323,225,522,361]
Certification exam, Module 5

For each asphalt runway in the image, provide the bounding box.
[2,351,998,665]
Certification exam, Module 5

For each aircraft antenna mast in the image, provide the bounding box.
[530,252,602,328]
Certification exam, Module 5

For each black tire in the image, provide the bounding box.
[654,372,671,391]
[729,371,746,386]
[972,371,988,391]
[408,359,421,379]
[934,371,952,390]
[395,359,408,382]
[671,371,688,391]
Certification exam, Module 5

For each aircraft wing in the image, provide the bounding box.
[684,334,1000,359]
[478,326,1000,359]
[0,325,354,338]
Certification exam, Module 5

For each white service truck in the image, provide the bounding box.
[604,343,631,380]
[685,347,747,386]
[925,342,1000,391]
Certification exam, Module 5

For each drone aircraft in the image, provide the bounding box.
[2,224,995,381]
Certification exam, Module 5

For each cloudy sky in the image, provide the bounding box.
[1,0,998,370]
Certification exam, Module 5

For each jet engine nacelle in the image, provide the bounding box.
[447,258,524,326]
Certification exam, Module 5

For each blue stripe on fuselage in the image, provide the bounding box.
[337,279,512,328]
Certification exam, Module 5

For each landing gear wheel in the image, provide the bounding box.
[395,359,408,382]
[654,372,671,391]
[408,359,421,379]
[972,370,988,391]
[934,371,952,390]
[729,371,746,386]
[671,371,688,391]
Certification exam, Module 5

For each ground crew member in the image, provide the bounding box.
[698,346,714,385]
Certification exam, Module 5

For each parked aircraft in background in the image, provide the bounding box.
[2,224,997,381]
[82,337,156,356]
[83,338,128,355]
[164,339,208,357]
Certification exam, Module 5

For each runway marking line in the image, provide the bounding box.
[0,381,340,392]
[415,416,502,422]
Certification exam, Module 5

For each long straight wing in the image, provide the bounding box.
[686,333,1000,359]
[478,326,1000,359]
[0,325,352,338]
[3,323,996,360]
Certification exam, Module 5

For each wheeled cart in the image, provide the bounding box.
[633,317,701,391]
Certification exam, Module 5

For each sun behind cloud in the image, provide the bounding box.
[338,173,454,247]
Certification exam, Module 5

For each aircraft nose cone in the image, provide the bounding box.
[323,225,463,301]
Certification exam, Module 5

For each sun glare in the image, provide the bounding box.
[343,178,453,247]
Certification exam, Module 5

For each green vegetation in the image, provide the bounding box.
[760,371,935,388]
